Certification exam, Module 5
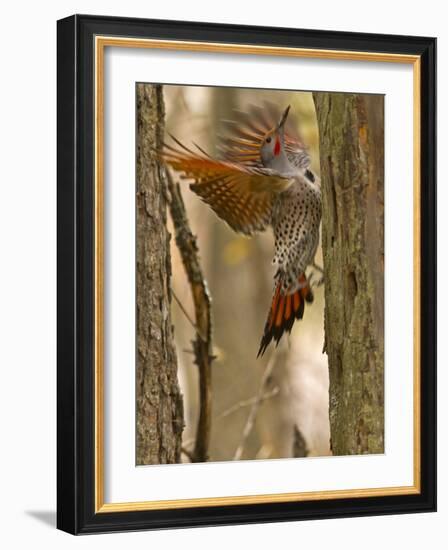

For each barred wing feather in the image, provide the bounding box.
[162,140,291,235]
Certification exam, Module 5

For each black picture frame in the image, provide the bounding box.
[57,14,436,535]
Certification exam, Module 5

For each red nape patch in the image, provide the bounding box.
[274,136,281,156]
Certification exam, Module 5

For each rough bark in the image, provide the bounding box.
[136,84,184,465]
[313,93,384,455]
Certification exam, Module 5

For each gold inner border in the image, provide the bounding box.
[94,36,422,513]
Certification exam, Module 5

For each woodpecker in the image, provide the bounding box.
[162,102,322,357]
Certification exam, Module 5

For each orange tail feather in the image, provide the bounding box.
[257,274,314,357]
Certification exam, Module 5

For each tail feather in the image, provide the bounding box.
[257,274,314,357]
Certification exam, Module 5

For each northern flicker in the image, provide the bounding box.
[162,102,322,356]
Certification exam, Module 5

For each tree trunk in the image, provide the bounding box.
[313,93,384,455]
[136,84,184,465]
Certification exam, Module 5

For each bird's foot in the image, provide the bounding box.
[312,261,324,275]
[308,271,324,289]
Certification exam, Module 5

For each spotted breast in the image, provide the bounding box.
[257,170,321,357]
[272,171,322,294]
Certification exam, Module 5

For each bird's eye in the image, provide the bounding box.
[266,136,272,144]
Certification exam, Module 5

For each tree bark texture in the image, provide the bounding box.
[313,93,384,455]
[136,84,184,465]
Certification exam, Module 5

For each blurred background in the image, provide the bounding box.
[164,85,330,462]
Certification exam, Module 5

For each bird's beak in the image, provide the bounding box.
[277,105,291,130]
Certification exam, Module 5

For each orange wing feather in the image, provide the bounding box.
[162,138,290,235]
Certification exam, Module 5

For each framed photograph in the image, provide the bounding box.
[57,14,436,534]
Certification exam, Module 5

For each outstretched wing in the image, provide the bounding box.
[162,138,291,235]
[218,101,310,170]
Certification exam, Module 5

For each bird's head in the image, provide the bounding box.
[259,105,290,169]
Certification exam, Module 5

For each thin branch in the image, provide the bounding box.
[182,437,195,449]
[165,168,214,463]
[181,447,195,462]
[172,288,206,341]
[255,444,273,460]
[218,387,279,419]
[233,353,277,461]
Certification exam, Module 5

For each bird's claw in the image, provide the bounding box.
[308,270,324,289]
[312,261,324,275]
